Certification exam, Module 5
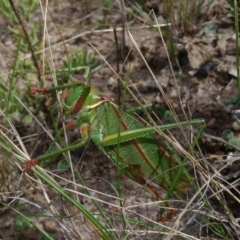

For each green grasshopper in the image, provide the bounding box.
[23,67,204,221]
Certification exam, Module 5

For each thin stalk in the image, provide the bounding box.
[6,36,21,114]
[234,0,240,100]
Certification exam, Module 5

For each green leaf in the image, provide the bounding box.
[22,114,33,125]
[221,129,234,140]
[164,110,175,123]
[2,0,10,11]
[229,139,240,148]
[38,234,54,240]
[153,106,166,118]
[225,97,238,105]
[57,159,70,170]
[204,25,218,35]
[14,216,31,232]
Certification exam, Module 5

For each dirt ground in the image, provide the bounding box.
[0,0,240,239]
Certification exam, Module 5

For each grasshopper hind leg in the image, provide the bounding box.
[125,164,176,222]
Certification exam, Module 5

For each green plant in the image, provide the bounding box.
[14,216,31,231]
[227,0,240,100]
[62,50,100,74]
[0,0,41,53]
[0,0,42,122]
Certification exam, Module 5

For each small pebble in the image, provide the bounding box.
[232,121,240,131]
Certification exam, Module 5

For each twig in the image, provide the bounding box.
[113,27,121,105]
[9,0,41,81]
[215,96,240,125]
[196,130,240,152]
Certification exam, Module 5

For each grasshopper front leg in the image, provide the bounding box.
[22,122,90,171]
